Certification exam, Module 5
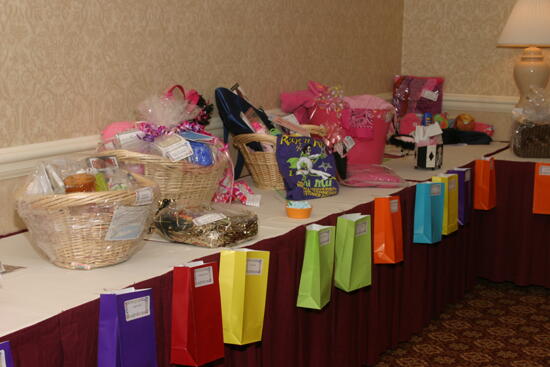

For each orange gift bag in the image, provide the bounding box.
[474,157,496,210]
[533,163,550,214]
[374,196,404,264]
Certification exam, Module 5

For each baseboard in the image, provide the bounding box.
[0,93,517,180]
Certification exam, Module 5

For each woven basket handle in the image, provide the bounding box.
[165,84,186,99]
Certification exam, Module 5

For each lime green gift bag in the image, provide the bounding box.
[296,224,335,310]
[334,213,372,292]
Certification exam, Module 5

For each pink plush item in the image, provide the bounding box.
[473,121,495,136]
[341,164,407,188]
[101,121,136,143]
[399,113,421,135]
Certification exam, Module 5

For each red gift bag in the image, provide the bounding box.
[533,163,550,214]
[374,196,404,264]
[473,157,496,210]
[171,262,224,366]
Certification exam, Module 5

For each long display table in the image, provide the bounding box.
[1,143,549,367]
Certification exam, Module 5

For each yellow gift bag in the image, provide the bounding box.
[219,249,270,345]
[432,173,458,235]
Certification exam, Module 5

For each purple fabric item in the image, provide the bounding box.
[98,289,158,367]
[0,341,14,367]
[447,168,472,225]
[276,136,338,200]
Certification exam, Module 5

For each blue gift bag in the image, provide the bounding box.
[446,168,472,225]
[98,288,158,367]
[0,341,14,367]
[413,182,444,244]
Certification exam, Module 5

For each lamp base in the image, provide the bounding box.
[514,47,550,107]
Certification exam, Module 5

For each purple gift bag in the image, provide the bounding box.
[446,168,472,225]
[98,288,158,367]
[0,341,14,367]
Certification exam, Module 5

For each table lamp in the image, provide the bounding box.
[497,0,550,107]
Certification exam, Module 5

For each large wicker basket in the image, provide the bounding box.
[100,149,227,203]
[16,174,160,270]
[232,125,325,190]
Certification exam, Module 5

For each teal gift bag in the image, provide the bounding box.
[413,182,444,244]
[334,214,372,292]
[297,224,335,310]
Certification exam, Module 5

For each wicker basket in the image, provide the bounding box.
[16,174,160,270]
[100,149,227,203]
[232,125,325,190]
[512,120,550,158]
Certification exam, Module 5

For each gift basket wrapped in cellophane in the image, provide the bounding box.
[16,156,160,270]
[100,85,229,204]
[154,201,258,248]
[512,87,550,158]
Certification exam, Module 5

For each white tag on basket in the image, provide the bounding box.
[105,206,149,241]
[343,136,356,151]
[153,135,193,162]
[116,129,143,150]
[192,213,227,226]
[135,187,154,206]
[124,295,150,322]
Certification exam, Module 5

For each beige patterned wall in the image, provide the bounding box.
[0,0,404,234]
[0,0,403,149]
[402,0,543,97]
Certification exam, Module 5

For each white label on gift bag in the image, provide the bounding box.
[539,165,550,176]
[355,220,368,237]
[194,266,214,288]
[193,213,227,226]
[390,199,399,213]
[343,136,356,151]
[421,89,439,102]
[449,179,456,191]
[319,229,331,246]
[431,183,441,196]
[246,258,263,275]
[124,295,150,322]
[0,350,6,367]
[465,169,471,182]
[105,206,149,241]
[135,187,154,206]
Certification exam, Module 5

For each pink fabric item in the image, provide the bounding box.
[399,113,421,135]
[473,121,495,136]
[342,164,406,188]
[280,89,317,123]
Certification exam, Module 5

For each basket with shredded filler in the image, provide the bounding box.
[16,173,160,270]
[100,149,227,203]
[232,125,325,190]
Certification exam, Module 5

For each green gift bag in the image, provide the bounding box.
[334,213,372,292]
[297,224,335,310]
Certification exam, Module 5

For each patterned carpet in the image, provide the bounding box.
[374,279,550,367]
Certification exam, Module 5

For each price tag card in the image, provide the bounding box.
[0,349,6,367]
[540,165,550,176]
[355,220,368,237]
[319,229,331,246]
[390,199,399,213]
[193,213,227,226]
[135,187,154,206]
[194,266,214,288]
[124,295,151,322]
[105,206,149,241]
[431,183,441,196]
[246,258,263,275]
[421,89,439,101]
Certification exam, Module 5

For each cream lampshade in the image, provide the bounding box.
[498,0,550,107]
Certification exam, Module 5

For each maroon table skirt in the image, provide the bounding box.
[2,159,548,367]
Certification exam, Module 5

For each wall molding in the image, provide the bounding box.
[0,93,517,180]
